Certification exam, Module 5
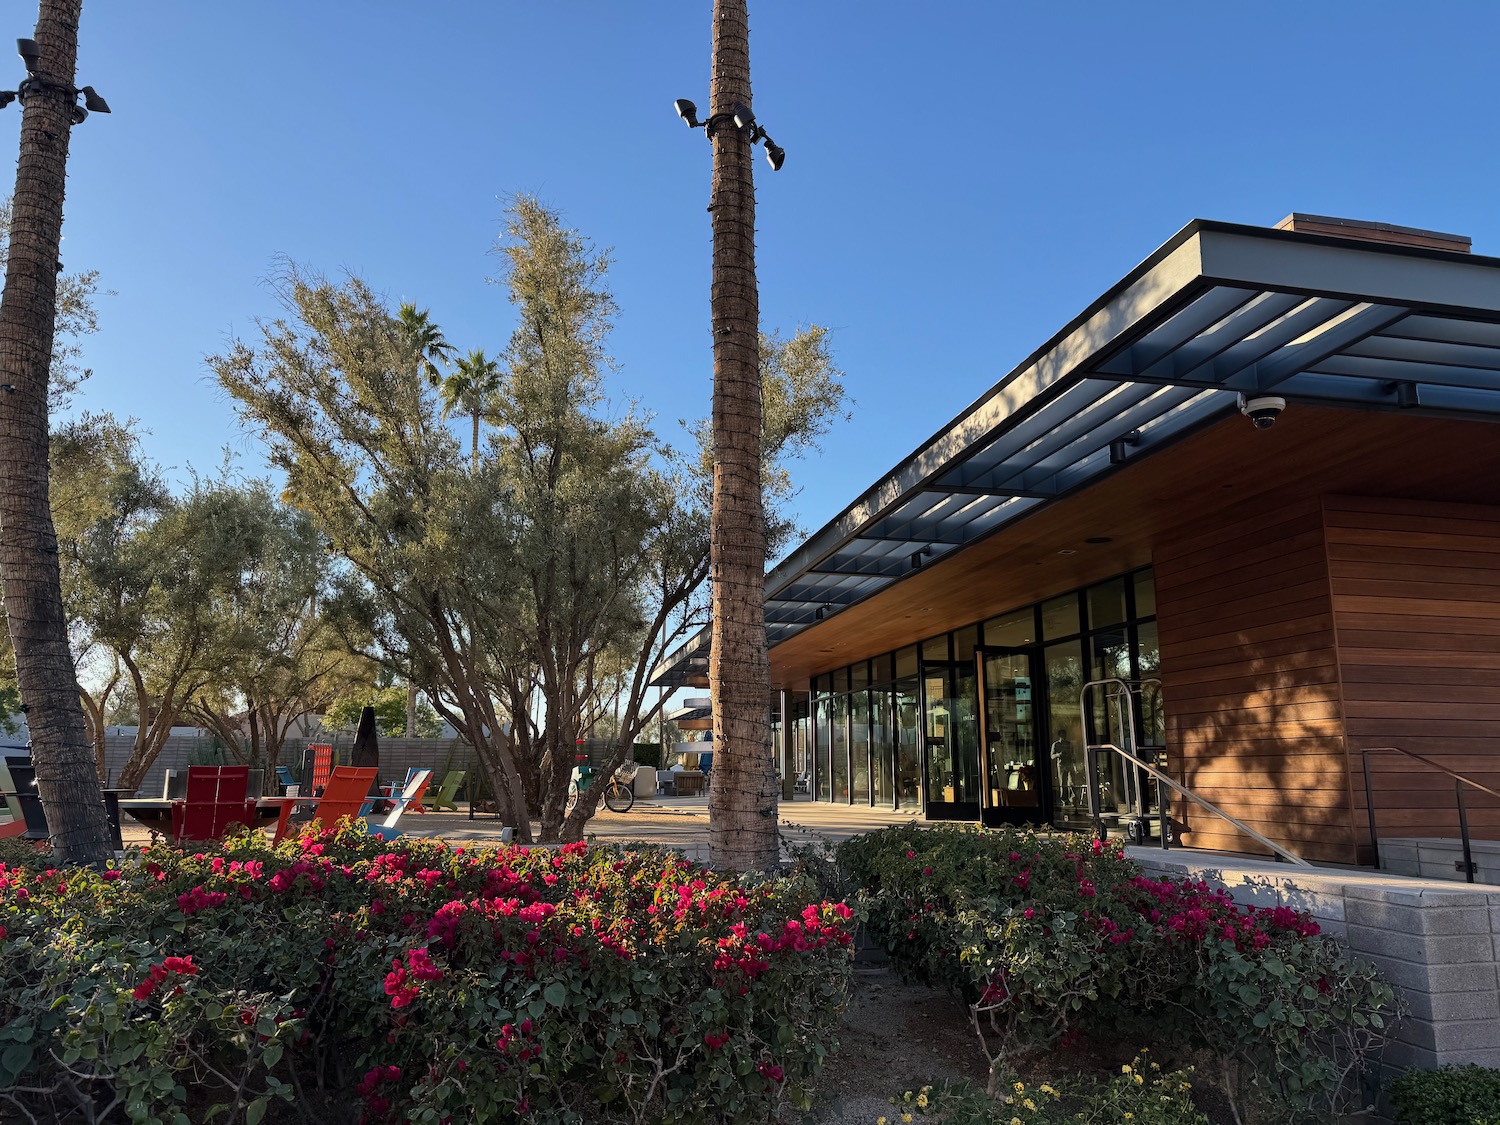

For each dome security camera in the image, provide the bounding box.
[1238,394,1286,430]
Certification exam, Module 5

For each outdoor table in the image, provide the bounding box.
[117,797,287,834]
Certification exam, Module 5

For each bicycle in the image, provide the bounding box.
[566,764,636,814]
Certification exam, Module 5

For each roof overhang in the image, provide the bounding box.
[651,218,1500,686]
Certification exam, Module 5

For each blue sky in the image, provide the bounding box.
[29,1,1500,557]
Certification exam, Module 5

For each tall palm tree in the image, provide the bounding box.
[440,349,502,470]
[0,0,112,865]
[397,304,456,736]
[397,303,456,386]
[706,0,778,871]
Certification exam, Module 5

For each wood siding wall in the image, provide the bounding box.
[1327,496,1500,848]
[1154,497,1358,864]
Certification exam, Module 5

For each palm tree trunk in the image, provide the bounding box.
[471,409,481,471]
[0,0,112,865]
[706,0,777,872]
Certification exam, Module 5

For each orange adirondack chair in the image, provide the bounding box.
[170,766,259,845]
[272,766,378,844]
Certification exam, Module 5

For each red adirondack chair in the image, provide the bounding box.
[271,766,379,844]
[170,766,259,845]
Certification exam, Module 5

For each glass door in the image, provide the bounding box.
[977,647,1046,826]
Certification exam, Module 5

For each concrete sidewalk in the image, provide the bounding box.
[119,794,921,860]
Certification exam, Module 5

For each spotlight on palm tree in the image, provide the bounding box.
[674,98,700,128]
[15,38,37,73]
[80,86,109,113]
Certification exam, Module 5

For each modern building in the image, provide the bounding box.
[653,214,1500,868]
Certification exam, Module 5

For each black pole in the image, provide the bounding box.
[1362,752,1380,869]
[1457,780,1475,884]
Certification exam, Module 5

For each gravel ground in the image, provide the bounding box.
[803,966,988,1125]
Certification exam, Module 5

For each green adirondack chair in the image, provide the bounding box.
[430,769,465,812]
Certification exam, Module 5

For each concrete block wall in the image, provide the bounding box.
[1129,848,1500,1072]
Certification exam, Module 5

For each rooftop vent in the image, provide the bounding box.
[1276,213,1471,254]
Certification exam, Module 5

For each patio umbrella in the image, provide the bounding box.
[350,706,384,805]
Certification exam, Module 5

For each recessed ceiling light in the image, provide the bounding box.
[1057,549,1077,556]
[1084,536,1112,545]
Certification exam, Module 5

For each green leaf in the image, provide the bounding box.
[543,982,568,1008]
[246,1096,268,1125]
[1,1043,33,1076]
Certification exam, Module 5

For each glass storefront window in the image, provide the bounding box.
[923,669,953,801]
[953,625,979,663]
[1136,620,1164,746]
[895,678,921,808]
[984,608,1036,648]
[800,566,1163,824]
[1045,641,1087,826]
[1133,567,1156,618]
[870,688,893,805]
[830,693,849,802]
[1087,578,1128,630]
[1041,594,1081,640]
[814,695,831,802]
[895,646,919,679]
[850,690,870,803]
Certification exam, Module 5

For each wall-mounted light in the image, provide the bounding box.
[910,546,932,570]
[672,96,786,170]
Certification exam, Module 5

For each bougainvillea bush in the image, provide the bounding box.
[839,824,1399,1123]
[0,827,854,1124]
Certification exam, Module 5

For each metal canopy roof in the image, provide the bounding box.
[650,219,1500,687]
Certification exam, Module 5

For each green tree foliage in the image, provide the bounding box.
[214,196,845,843]
[52,419,353,787]
[321,685,442,738]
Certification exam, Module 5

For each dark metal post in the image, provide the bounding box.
[1457,780,1475,884]
[1362,752,1380,870]
[1159,760,1170,851]
[1085,746,1104,842]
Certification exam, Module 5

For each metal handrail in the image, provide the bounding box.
[1360,745,1499,883]
[1360,745,1500,802]
[1090,740,1311,867]
[1080,676,1311,867]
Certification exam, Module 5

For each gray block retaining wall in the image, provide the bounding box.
[1127,847,1500,1073]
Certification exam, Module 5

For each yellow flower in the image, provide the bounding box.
[916,1094,928,1109]
[1010,1119,1022,1125]
[1121,1064,1132,1074]
[1022,1099,1036,1110]
[901,1115,913,1124]
[1134,1073,1144,1085]
[1039,1084,1058,1097]
[1124,1115,1134,1121]
[1013,1081,1026,1093]
[877,1118,887,1125]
